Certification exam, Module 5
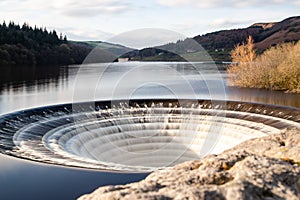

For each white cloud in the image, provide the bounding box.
[107,28,186,49]
[63,28,114,41]
[63,5,128,17]
[157,0,214,8]
[209,19,252,28]
[0,0,45,12]
[54,0,130,17]
[157,0,300,8]
[196,0,224,8]
[293,0,300,5]
[156,0,191,7]
[0,0,299,43]
[1,0,131,17]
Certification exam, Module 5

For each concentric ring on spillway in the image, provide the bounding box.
[0,99,300,172]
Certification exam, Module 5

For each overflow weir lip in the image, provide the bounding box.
[0,99,299,172]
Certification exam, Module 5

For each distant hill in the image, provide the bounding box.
[253,17,300,50]
[72,41,134,57]
[124,16,300,62]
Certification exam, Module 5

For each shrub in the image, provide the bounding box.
[227,36,258,87]
[227,36,300,93]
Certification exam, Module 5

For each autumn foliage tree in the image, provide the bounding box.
[227,35,300,93]
[227,36,258,87]
[230,36,256,63]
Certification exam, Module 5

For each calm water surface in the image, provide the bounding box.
[0,62,299,200]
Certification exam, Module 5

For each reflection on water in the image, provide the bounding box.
[0,63,299,114]
[0,62,300,200]
[0,66,67,89]
[227,86,300,108]
[0,65,76,113]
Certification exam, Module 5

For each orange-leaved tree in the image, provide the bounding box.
[227,35,258,87]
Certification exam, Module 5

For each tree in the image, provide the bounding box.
[63,35,67,42]
[231,35,256,63]
[22,23,29,31]
[8,21,15,28]
[0,20,91,66]
[227,36,257,87]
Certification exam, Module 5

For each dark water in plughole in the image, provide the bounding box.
[0,62,300,200]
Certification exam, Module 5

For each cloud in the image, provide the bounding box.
[157,0,225,9]
[1,0,131,17]
[1,0,299,43]
[61,28,115,41]
[293,0,300,5]
[156,0,191,7]
[157,0,300,8]
[0,0,48,12]
[58,0,131,17]
[209,19,252,28]
[63,5,129,17]
[196,0,225,8]
[107,28,186,49]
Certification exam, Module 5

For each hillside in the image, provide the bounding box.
[0,21,94,66]
[72,41,134,57]
[254,17,300,50]
[0,22,134,66]
[124,16,300,62]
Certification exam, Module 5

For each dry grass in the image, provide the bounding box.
[227,36,300,93]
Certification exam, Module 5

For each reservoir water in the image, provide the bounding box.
[0,62,299,199]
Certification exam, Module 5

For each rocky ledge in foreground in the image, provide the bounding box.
[79,130,300,200]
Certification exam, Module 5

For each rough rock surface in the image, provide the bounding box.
[79,130,300,200]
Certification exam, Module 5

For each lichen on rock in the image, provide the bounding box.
[78,130,300,200]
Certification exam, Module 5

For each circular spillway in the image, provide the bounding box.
[0,99,299,172]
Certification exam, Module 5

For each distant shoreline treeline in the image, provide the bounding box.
[0,21,92,66]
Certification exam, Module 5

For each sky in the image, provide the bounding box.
[0,0,300,48]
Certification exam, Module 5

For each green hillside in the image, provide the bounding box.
[71,41,134,57]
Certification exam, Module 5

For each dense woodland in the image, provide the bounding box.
[0,21,92,66]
